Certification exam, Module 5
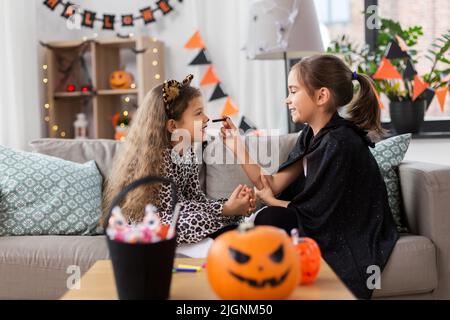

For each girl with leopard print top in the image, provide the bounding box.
[101,75,255,244]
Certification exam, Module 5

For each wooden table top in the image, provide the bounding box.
[61,258,355,300]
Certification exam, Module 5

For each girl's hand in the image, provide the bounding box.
[223,184,253,216]
[238,185,257,214]
[219,118,243,156]
[254,175,276,205]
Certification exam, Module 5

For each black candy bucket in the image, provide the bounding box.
[104,176,179,300]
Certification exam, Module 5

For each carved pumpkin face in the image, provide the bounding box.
[109,70,133,89]
[294,237,321,285]
[207,225,299,300]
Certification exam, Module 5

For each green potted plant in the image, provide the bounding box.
[327,17,449,134]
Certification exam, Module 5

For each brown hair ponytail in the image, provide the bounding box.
[348,72,384,138]
[292,54,384,138]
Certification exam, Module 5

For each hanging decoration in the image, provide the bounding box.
[184,31,205,49]
[42,0,182,31]
[371,37,449,112]
[184,31,242,123]
[220,97,239,118]
[372,57,403,80]
[200,65,220,86]
[435,87,449,112]
[412,74,429,101]
[189,49,211,65]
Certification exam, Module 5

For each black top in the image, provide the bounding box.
[278,112,399,299]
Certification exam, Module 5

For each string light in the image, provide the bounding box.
[155,74,161,80]
[130,83,136,89]
[152,37,158,42]
[123,111,129,116]
[124,97,130,103]
[120,123,125,128]
[152,48,158,53]
[129,33,135,37]
[152,60,158,66]
[42,59,65,137]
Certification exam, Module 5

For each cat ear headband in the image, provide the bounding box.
[162,74,194,111]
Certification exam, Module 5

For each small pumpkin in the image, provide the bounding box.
[207,223,299,300]
[109,70,133,89]
[291,229,321,285]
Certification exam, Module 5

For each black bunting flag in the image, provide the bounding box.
[43,0,181,31]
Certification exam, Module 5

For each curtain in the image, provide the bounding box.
[0,0,41,150]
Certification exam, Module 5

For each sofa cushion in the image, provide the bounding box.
[372,234,437,298]
[0,145,103,236]
[204,133,299,199]
[29,139,122,180]
[370,134,411,232]
[0,235,109,299]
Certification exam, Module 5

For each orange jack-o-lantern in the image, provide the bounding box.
[109,70,133,89]
[207,223,299,300]
[291,229,321,285]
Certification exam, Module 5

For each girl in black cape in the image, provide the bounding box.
[220,54,399,299]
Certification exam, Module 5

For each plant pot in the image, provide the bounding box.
[389,100,426,134]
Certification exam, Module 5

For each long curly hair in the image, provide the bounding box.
[100,83,201,226]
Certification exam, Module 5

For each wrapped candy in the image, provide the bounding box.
[107,204,170,244]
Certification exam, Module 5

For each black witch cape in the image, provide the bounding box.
[277,113,399,299]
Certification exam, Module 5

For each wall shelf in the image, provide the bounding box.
[44,36,165,139]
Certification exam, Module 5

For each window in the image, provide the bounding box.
[314,0,351,25]
[378,0,450,122]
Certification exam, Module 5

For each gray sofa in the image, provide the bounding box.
[0,135,449,299]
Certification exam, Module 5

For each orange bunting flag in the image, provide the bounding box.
[372,57,402,80]
[221,97,239,118]
[200,65,220,86]
[435,87,449,112]
[412,75,429,101]
[184,31,205,49]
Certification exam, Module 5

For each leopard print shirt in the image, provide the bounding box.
[157,148,241,244]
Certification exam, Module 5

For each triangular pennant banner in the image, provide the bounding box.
[435,87,449,112]
[221,97,239,118]
[239,116,257,132]
[209,83,227,101]
[403,59,417,80]
[385,40,409,59]
[189,49,211,65]
[200,65,220,86]
[373,57,402,80]
[395,35,409,52]
[422,88,435,109]
[184,31,205,49]
[412,75,429,101]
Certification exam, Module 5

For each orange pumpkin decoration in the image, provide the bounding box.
[109,70,133,89]
[291,229,321,285]
[207,223,299,300]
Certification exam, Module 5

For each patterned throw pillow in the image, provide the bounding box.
[0,145,102,236]
[370,134,412,232]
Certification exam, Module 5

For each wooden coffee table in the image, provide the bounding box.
[61,258,355,300]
